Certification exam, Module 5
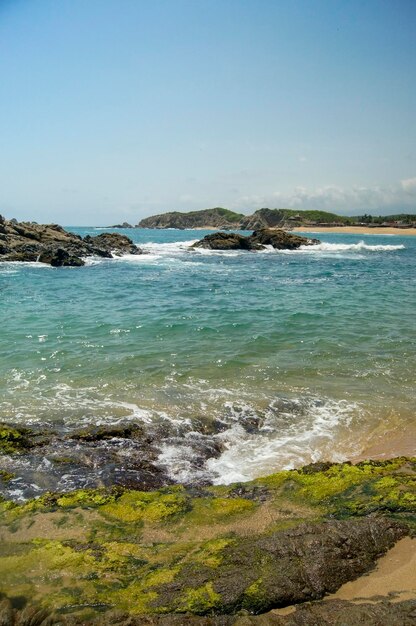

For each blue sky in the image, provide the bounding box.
[0,0,415,224]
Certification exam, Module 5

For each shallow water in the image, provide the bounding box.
[1,227,415,497]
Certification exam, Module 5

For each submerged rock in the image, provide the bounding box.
[0,422,172,497]
[192,229,319,251]
[0,216,142,266]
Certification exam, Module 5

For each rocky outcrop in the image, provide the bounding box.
[250,229,320,249]
[192,229,319,251]
[191,232,263,251]
[138,208,245,229]
[0,215,142,266]
[109,222,134,228]
[0,421,173,497]
[154,518,406,614]
[82,232,139,256]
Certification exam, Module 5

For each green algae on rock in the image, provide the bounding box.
[0,423,32,454]
[0,458,414,622]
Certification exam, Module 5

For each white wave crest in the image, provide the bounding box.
[141,240,198,254]
[205,396,361,484]
[300,241,404,253]
[155,395,363,485]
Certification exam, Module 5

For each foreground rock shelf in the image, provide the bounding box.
[0,457,414,624]
[0,215,141,266]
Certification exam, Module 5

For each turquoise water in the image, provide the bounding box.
[1,228,415,488]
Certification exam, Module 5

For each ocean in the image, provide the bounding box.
[1,228,415,499]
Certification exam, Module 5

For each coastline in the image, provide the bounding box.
[138,225,416,235]
[292,225,416,235]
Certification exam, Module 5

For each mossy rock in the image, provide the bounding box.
[0,423,32,454]
[0,457,414,620]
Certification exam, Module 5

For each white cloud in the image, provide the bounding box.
[233,177,416,215]
[401,177,416,192]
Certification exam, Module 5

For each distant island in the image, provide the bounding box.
[134,207,416,230]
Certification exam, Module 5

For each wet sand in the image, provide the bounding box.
[293,226,416,235]
[273,537,416,616]
[327,536,416,603]
[352,426,416,463]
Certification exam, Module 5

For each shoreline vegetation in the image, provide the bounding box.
[133,207,416,232]
[293,225,416,235]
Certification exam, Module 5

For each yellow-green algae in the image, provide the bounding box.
[0,469,14,482]
[0,424,30,454]
[100,487,189,523]
[178,582,221,613]
[192,538,234,568]
[242,577,269,613]
[0,457,414,618]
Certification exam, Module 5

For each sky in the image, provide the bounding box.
[0,0,415,225]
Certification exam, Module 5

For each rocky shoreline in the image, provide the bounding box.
[0,217,321,268]
[0,215,141,266]
[0,420,415,624]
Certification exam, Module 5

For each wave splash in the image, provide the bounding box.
[0,391,362,500]
[156,395,361,485]
[79,238,405,265]
[299,241,405,253]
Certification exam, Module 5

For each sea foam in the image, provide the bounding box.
[299,241,405,253]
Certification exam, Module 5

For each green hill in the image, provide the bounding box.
[137,207,244,229]
[137,207,415,230]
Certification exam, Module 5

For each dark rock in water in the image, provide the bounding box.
[0,423,34,453]
[192,229,319,251]
[250,228,320,249]
[83,232,139,256]
[71,424,146,442]
[109,221,134,228]
[38,247,85,267]
[0,421,173,498]
[192,232,262,251]
[0,217,143,266]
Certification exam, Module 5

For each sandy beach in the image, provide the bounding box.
[353,430,416,463]
[273,536,416,617]
[293,226,416,235]
[327,536,416,603]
